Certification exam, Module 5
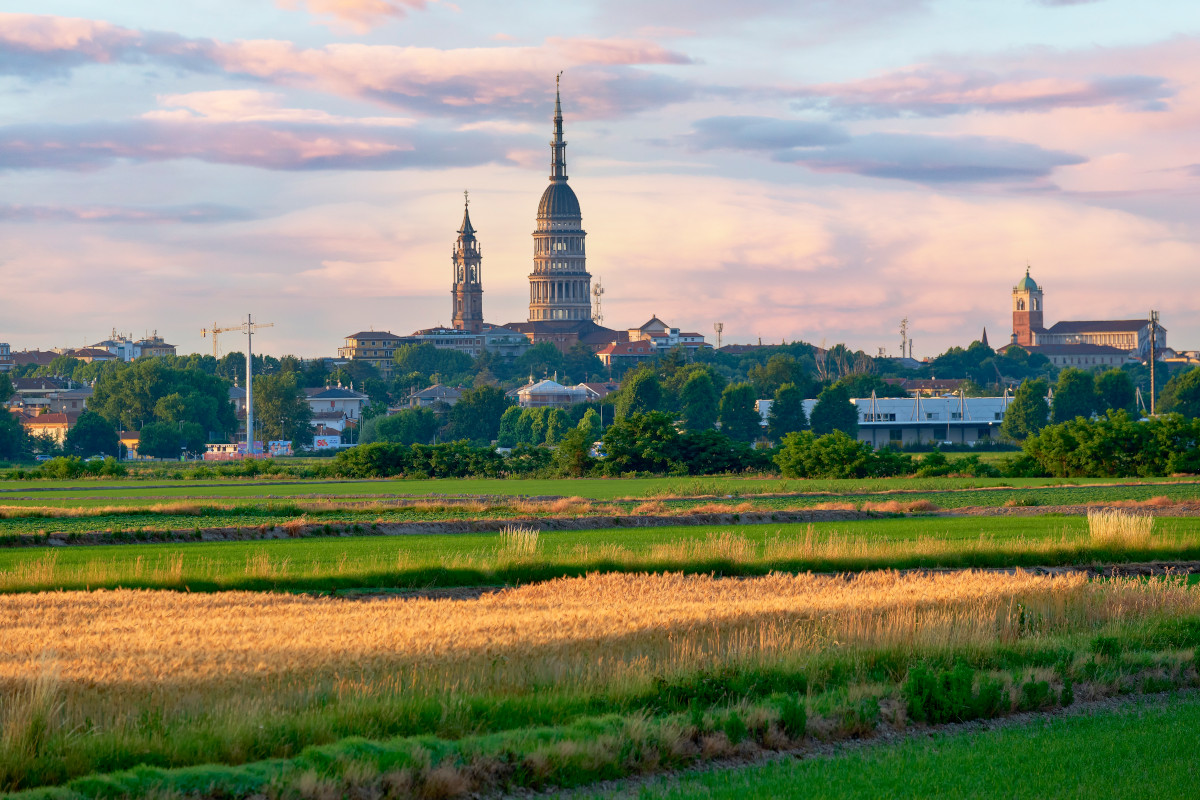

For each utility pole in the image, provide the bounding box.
[1149,309,1159,415]
[232,315,274,455]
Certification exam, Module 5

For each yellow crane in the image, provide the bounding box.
[202,321,273,358]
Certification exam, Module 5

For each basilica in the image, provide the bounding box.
[448,78,628,352]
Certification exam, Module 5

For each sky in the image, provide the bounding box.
[1,0,1198,359]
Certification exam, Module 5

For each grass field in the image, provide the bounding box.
[589,692,1200,799]
[4,469,1200,799]
[3,474,1199,503]
[3,515,1198,593]
[4,569,1199,796]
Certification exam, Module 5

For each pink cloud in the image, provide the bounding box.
[0,14,695,119]
[276,0,429,32]
[143,90,414,126]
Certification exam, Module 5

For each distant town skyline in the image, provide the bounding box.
[1,1,1198,358]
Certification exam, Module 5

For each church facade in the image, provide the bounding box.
[1010,267,1164,362]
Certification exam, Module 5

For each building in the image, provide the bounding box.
[118,431,142,459]
[1017,343,1135,369]
[883,378,968,396]
[0,343,12,372]
[89,330,177,361]
[627,317,709,352]
[1010,268,1165,359]
[502,79,626,353]
[842,395,1012,448]
[65,347,119,364]
[10,349,57,369]
[338,331,406,377]
[19,410,78,445]
[595,341,657,373]
[409,384,463,409]
[451,194,484,334]
[516,379,591,408]
[304,386,368,431]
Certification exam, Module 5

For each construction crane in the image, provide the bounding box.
[201,321,268,358]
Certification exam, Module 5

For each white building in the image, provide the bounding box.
[305,386,368,431]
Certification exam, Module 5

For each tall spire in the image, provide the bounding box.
[458,189,475,236]
[551,71,567,182]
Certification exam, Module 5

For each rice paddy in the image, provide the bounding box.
[2,476,1199,798]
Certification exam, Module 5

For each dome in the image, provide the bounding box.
[538,181,581,219]
[1015,270,1038,292]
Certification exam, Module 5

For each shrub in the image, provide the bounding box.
[776,696,807,740]
[903,662,1008,725]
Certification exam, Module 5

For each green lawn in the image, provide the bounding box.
[593,693,1200,800]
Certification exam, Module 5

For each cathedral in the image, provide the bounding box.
[448,77,625,353]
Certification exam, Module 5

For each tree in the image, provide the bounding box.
[64,411,119,457]
[544,408,567,445]
[1160,367,1200,419]
[555,425,595,477]
[563,342,604,384]
[0,372,13,403]
[578,407,602,442]
[1051,368,1097,424]
[251,372,313,444]
[809,384,858,437]
[600,411,682,475]
[361,408,439,445]
[89,359,234,436]
[442,385,512,444]
[0,408,27,461]
[496,405,523,448]
[615,370,663,419]
[679,370,719,431]
[718,382,761,442]
[767,383,807,440]
[139,421,205,459]
[833,373,908,399]
[512,342,565,382]
[394,342,474,379]
[1000,378,1050,441]
[1095,369,1137,415]
[748,354,810,397]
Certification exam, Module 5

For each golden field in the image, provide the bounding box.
[4,569,1195,701]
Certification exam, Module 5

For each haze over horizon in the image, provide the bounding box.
[2,0,1198,359]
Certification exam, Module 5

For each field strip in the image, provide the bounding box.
[6,503,1200,548]
[565,689,1200,800]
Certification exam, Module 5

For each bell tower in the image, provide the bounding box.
[1011,266,1044,346]
[451,191,483,334]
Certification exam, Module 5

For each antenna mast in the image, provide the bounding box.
[1149,309,1159,415]
[899,318,909,359]
[592,278,604,325]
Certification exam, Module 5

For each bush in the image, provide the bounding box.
[903,662,1007,725]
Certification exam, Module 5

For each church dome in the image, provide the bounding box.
[1015,269,1038,292]
[538,181,581,219]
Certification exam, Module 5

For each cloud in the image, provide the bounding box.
[784,133,1087,183]
[0,14,695,120]
[596,0,929,35]
[143,90,414,126]
[0,120,515,171]
[1033,0,1103,5]
[686,115,850,150]
[793,68,1173,118]
[275,0,428,32]
[685,116,1086,184]
[0,203,256,224]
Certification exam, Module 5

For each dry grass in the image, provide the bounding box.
[687,502,756,514]
[1088,509,1154,549]
[498,525,540,557]
[808,500,940,513]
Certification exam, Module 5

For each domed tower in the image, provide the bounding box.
[528,75,591,323]
[451,191,483,334]
[1011,267,1044,346]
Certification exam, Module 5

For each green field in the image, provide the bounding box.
[589,692,1200,799]
[3,474,1199,503]
[4,515,1199,593]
